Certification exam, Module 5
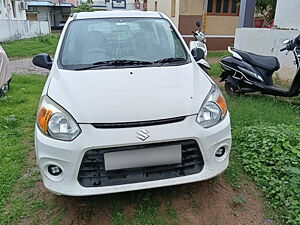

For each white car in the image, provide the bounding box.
[33,11,231,196]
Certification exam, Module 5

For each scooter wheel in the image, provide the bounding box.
[224,81,239,96]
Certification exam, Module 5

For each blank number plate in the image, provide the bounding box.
[104,145,182,171]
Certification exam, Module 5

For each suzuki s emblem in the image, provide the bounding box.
[136,129,150,141]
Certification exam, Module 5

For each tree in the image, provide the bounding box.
[256,0,277,23]
[72,0,95,13]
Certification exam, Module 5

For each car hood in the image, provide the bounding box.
[47,63,212,123]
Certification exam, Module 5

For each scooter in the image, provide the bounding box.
[220,34,300,97]
[189,21,210,72]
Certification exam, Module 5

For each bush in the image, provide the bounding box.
[235,124,300,224]
[256,0,277,23]
[72,0,95,13]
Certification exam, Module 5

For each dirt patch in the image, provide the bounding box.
[169,176,269,225]
[5,146,269,225]
[54,196,111,225]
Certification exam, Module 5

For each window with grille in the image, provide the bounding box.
[207,0,239,16]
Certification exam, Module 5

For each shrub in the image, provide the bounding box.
[72,0,95,13]
[234,124,300,224]
[256,0,277,23]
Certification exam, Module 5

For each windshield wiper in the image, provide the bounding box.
[153,57,186,65]
[93,60,153,66]
[74,60,153,70]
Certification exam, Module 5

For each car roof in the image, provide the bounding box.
[75,10,163,20]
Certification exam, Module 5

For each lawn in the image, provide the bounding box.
[0,70,299,224]
[1,34,59,59]
[207,51,229,59]
[0,75,47,222]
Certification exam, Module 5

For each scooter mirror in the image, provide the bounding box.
[196,20,201,28]
[283,39,290,45]
[191,48,204,62]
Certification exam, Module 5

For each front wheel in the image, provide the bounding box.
[224,81,240,96]
[0,82,10,96]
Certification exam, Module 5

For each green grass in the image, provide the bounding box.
[208,63,222,78]
[207,51,229,59]
[234,125,300,224]
[0,75,46,224]
[210,61,300,224]
[1,34,59,59]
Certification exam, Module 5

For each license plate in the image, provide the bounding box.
[104,145,182,171]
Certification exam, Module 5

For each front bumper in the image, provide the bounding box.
[35,114,231,196]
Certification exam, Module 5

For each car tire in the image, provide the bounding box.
[0,82,10,97]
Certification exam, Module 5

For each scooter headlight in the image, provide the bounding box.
[196,84,227,128]
[37,95,81,141]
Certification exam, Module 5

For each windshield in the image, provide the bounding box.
[59,18,189,70]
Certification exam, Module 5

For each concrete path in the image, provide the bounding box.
[9,57,49,75]
[207,57,219,64]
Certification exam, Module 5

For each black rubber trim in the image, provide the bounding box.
[77,139,204,187]
[91,116,186,129]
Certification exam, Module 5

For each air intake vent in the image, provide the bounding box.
[78,140,204,187]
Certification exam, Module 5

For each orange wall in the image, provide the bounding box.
[205,15,239,35]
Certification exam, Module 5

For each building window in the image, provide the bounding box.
[171,0,176,17]
[223,0,229,13]
[11,0,16,18]
[207,0,239,16]
[231,0,237,13]
[207,0,213,12]
[216,0,221,13]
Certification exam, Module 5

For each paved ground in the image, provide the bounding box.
[9,57,49,75]
[9,57,220,75]
[207,57,219,64]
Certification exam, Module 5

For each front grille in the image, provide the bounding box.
[78,140,204,188]
[91,116,186,129]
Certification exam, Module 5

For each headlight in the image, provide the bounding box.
[196,84,227,128]
[37,95,81,141]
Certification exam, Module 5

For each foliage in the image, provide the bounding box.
[72,0,95,13]
[2,34,59,58]
[231,194,247,205]
[207,51,229,59]
[256,0,277,23]
[235,124,300,224]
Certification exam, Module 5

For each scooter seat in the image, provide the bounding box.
[234,49,280,72]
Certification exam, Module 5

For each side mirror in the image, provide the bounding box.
[196,20,201,28]
[32,54,52,70]
[191,48,204,62]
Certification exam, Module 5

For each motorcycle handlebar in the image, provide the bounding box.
[281,34,300,52]
[280,47,287,52]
